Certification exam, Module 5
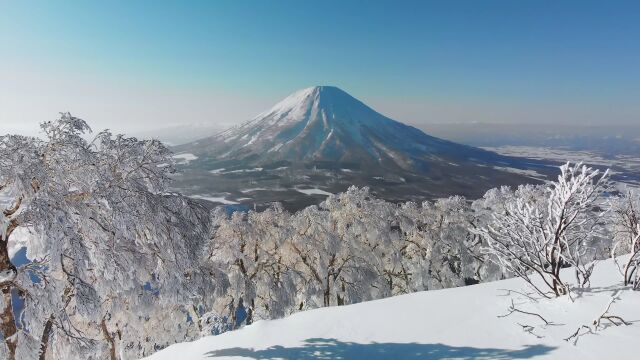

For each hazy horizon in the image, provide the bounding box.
[3,83,640,139]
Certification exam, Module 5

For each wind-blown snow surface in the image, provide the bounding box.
[172,153,198,164]
[146,258,638,359]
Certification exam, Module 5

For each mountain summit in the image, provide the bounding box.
[173,86,548,208]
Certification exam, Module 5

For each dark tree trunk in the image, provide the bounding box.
[323,277,331,307]
[246,299,254,325]
[337,280,346,306]
[0,287,17,360]
[0,242,18,360]
[101,318,117,360]
[39,315,54,360]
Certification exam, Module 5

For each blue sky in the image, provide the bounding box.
[1,0,639,134]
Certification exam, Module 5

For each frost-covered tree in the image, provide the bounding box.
[208,203,298,327]
[385,195,488,294]
[207,186,492,324]
[471,184,547,283]
[246,204,298,319]
[381,201,423,295]
[0,114,214,359]
[313,187,392,303]
[202,163,617,340]
[425,197,482,288]
[610,190,640,289]
[208,187,398,318]
[287,203,362,308]
[394,199,462,292]
[477,162,609,298]
[5,113,631,356]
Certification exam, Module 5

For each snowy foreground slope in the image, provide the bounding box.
[147,258,638,359]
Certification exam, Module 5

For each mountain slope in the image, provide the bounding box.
[146,257,639,360]
[171,86,552,209]
[176,86,529,173]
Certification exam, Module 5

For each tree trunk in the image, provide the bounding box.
[337,280,346,306]
[0,242,18,360]
[323,277,331,307]
[101,318,117,360]
[0,241,17,278]
[246,299,254,325]
[623,240,639,286]
[189,305,202,332]
[38,315,54,360]
[0,287,17,360]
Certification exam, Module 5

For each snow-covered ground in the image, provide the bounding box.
[482,146,640,171]
[484,145,640,187]
[172,153,198,164]
[295,188,333,196]
[189,194,239,205]
[146,257,638,359]
[492,166,546,180]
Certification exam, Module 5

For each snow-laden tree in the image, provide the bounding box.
[203,163,617,338]
[610,189,640,289]
[207,187,406,318]
[207,186,493,325]
[394,199,464,292]
[396,195,491,292]
[477,162,609,298]
[0,114,214,359]
[471,184,547,283]
[383,201,425,295]
[246,204,299,319]
[286,203,366,308]
[313,187,392,303]
[207,203,298,328]
[427,197,482,288]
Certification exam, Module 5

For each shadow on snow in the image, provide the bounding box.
[205,338,556,359]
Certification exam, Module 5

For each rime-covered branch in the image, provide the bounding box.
[0,114,215,359]
[476,162,609,297]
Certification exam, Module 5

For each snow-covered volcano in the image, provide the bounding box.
[177,86,519,172]
[172,87,551,208]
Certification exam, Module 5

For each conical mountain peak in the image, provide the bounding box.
[181,86,453,170]
[260,85,364,122]
[175,86,542,203]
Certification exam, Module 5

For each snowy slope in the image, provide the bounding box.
[146,257,638,359]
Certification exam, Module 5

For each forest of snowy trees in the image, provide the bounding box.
[1,116,639,359]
